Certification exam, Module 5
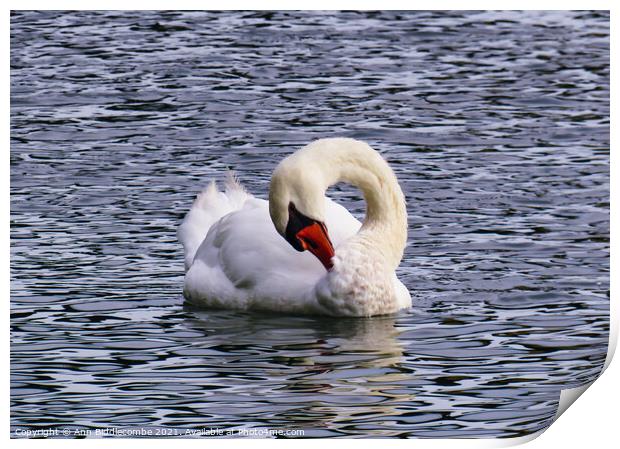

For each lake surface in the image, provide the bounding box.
[10,10,609,438]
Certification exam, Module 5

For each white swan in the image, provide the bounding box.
[178,138,411,317]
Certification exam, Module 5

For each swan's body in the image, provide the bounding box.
[179,138,411,317]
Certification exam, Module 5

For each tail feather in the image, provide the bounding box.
[223,171,249,208]
[178,173,251,271]
[193,180,218,210]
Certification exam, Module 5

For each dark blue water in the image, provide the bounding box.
[11,10,609,438]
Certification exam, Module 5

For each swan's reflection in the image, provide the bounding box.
[182,307,415,436]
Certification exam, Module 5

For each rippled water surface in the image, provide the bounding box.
[11,11,609,438]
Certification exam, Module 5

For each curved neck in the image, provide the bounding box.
[307,139,408,269]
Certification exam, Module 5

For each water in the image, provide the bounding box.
[10,11,609,438]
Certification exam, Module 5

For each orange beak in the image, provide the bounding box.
[296,222,335,271]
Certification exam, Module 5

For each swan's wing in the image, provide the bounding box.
[323,196,362,246]
[185,199,325,310]
[183,195,362,312]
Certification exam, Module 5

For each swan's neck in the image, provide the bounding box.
[311,139,407,269]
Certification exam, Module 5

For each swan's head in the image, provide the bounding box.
[269,156,335,271]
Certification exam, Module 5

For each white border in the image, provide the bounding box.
[5,2,616,447]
